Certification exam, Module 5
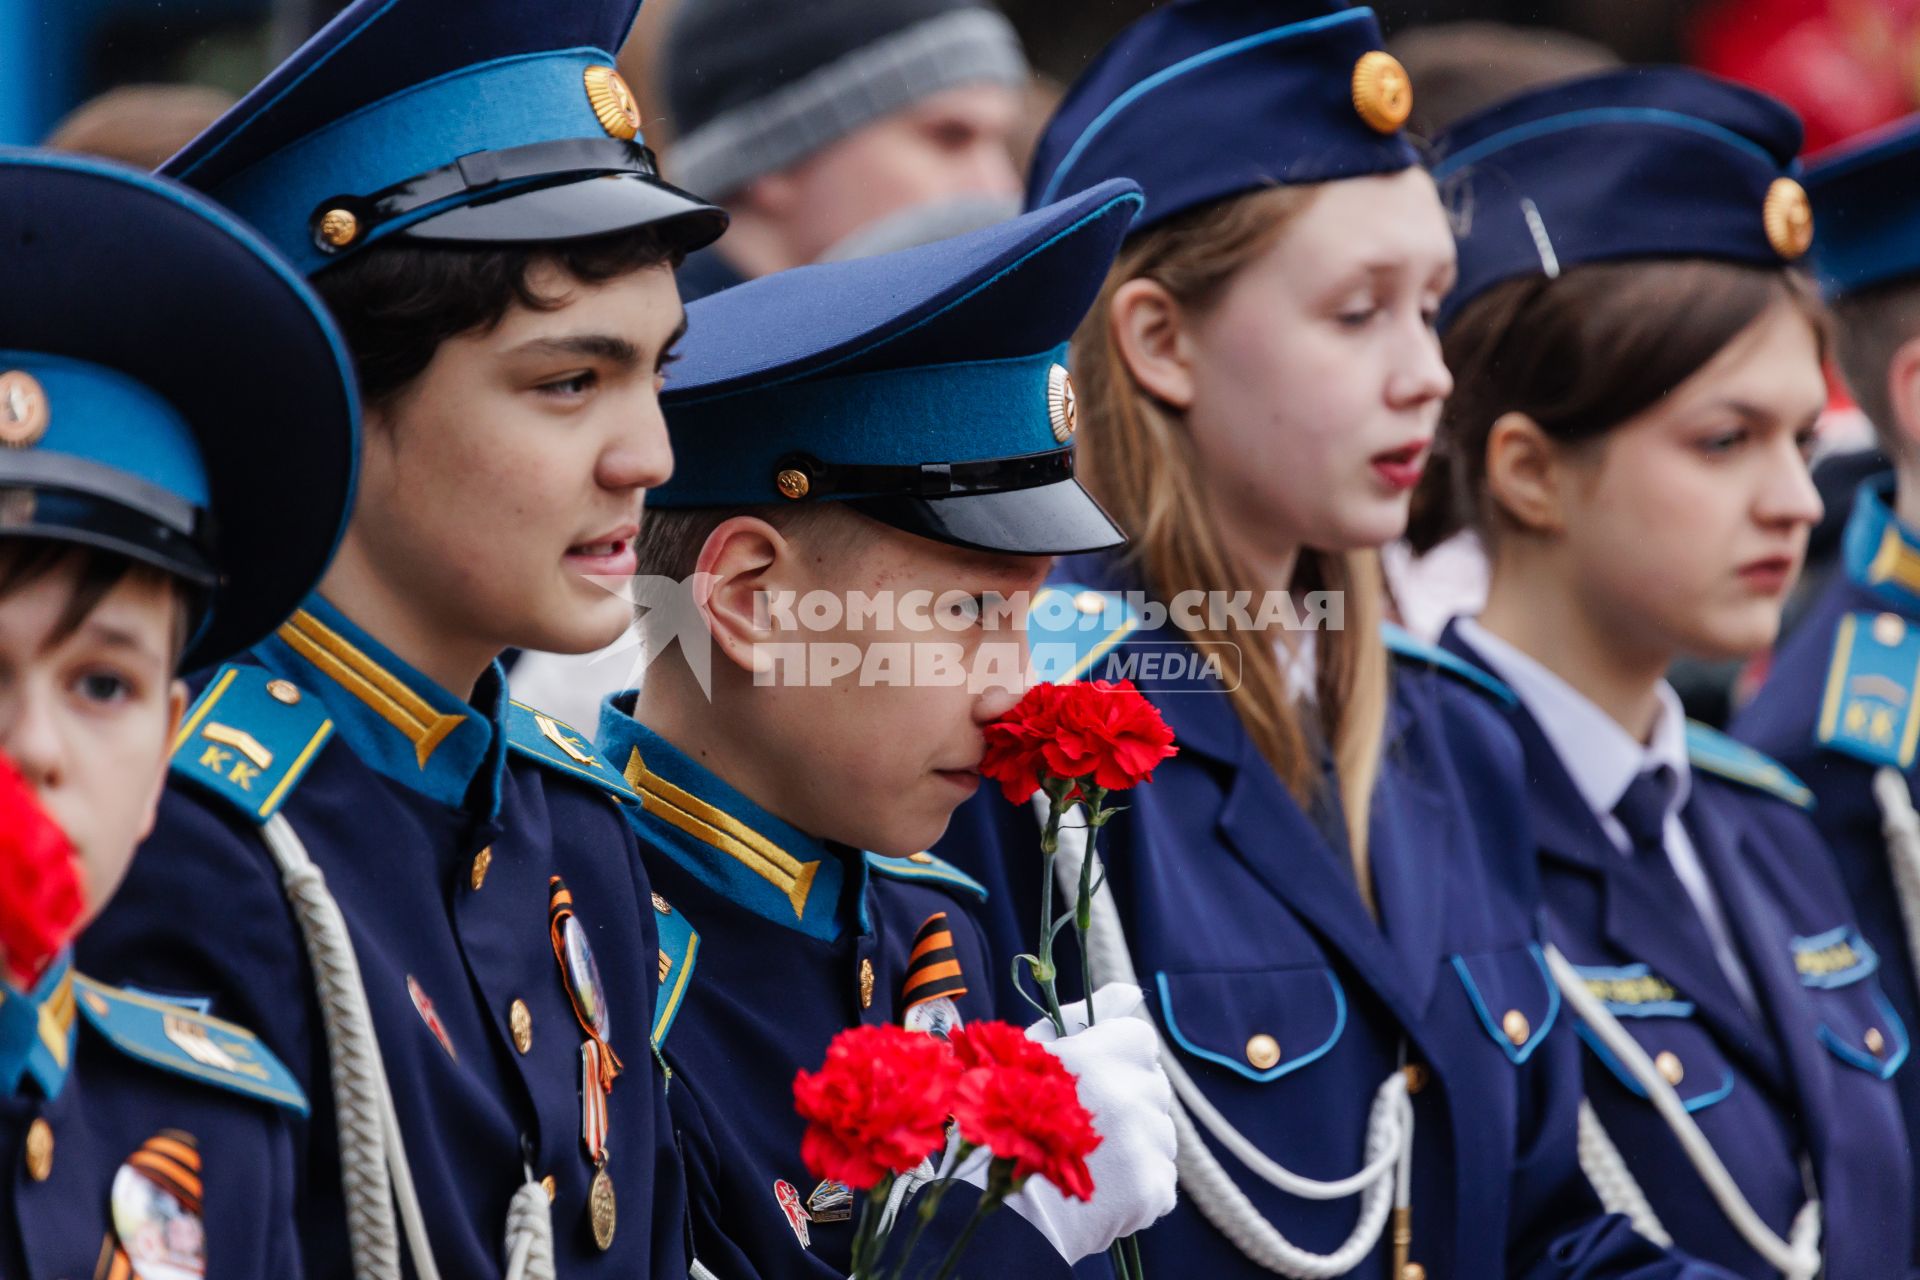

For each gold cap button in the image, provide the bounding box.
[1875,613,1908,647]
[1245,1033,1281,1070]
[542,1174,558,1202]
[1501,1009,1530,1047]
[776,468,810,500]
[1655,1050,1685,1086]
[510,998,533,1054]
[1402,1063,1429,1095]
[1073,590,1106,616]
[1867,1026,1887,1057]
[317,207,360,248]
[858,958,876,1009]
[470,846,492,891]
[266,678,301,705]
[24,1118,51,1181]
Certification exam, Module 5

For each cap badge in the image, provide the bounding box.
[585,66,641,142]
[1351,51,1413,135]
[1763,177,1813,261]
[0,371,49,448]
[1047,364,1078,444]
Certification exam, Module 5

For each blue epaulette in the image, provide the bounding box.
[865,850,988,903]
[1381,622,1516,708]
[506,701,640,803]
[1029,584,1139,685]
[1815,609,1920,770]
[73,975,307,1113]
[1687,720,1814,809]
[170,665,333,824]
[651,893,699,1052]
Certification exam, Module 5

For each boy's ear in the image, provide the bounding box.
[693,516,789,675]
[1885,333,1920,458]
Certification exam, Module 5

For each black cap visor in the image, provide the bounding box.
[402,170,728,257]
[850,477,1125,556]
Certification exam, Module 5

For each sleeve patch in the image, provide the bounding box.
[652,896,699,1052]
[169,665,332,824]
[74,975,307,1114]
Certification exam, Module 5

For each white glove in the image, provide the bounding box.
[958,983,1178,1262]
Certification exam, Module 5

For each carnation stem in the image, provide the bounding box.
[921,1166,1013,1280]
[1033,784,1071,1036]
[1074,788,1110,1028]
[852,1173,890,1277]
[883,1174,953,1280]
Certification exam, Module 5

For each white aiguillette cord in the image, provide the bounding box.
[262,814,558,1280]
[1873,767,1920,1048]
[1541,943,1820,1279]
[1039,797,1412,1278]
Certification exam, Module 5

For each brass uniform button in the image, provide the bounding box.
[24,1118,51,1181]
[1245,1034,1281,1071]
[1875,613,1908,647]
[266,678,302,705]
[542,1174,558,1202]
[858,958,876,1010]
[510,999,533,1054]
[1351,50,1413,134]
[1403,1264,1427,1280]
[1867,1026,1887,1057]
[1073,590,1106,616]
[470,846,493,891]
[1402,1063,1429,1095]
[1763,177,1814,261]
[652,892,672,914]
[776,468,810,500]
[908,851,935,864]
[317,208,360,249]
[1501,1009,1530,1047]
[1655,1051,1685,1086]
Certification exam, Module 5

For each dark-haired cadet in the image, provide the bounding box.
[78,0,726,1274]
[1426,69,1914,1278]
[1734,111,1920,1232]
[0,150,356,1274]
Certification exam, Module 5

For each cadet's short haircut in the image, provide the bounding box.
[634,503,868,585]
[0,542,193,669]
[1832,278,1920,459]
[312,225,686,409]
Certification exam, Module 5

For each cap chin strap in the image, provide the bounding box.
[1542,944,1820,1279]
[1042,796,1413,1277]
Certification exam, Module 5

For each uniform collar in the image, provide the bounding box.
[1455,617,1692,829]
[596,693,865,942]
[1844,474,1920,614]
[255,593,508,813]
[0,950,78,1100]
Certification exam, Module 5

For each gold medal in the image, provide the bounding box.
[590,1161,617,1250]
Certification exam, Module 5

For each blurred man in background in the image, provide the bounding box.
[660,0,1030,300]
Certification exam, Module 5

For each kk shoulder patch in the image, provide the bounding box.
[73,975,307,1113]
[1687,720,1814,809]
[651,894,699,1052]
[865,850,988,903]
[169,665,332,824]
[1382,622,1516,708]
[1028,585,1139,685]
[506,701,640,803]
[1815,610,1920,770]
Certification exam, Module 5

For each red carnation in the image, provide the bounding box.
[949,1021,1101,1201]
[794,1024,963,1191]
[0,752,81,987]
[980,680,1176,805]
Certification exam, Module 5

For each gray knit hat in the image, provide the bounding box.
[663,0,1029,198]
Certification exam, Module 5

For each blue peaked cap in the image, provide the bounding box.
[1027,0,1417,229]
[656,180,1144,556]
[162,0,726,276]
[0,151,359,670]
[1433,67,1813,330]
[1803,113,1920,299]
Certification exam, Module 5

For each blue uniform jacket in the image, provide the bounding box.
[0,951,306,1277]
[595,695,1081,1280]
[79,596,685,1278]
[1736,475,1920,1248]
[934,554,1724,1279]
[1447,622,1915,1278]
